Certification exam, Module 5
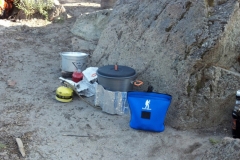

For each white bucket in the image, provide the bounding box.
[60,52,89,72]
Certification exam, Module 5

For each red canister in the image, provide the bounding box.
[72,70,83,82]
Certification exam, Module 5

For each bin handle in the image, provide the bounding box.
[133,80,143,87]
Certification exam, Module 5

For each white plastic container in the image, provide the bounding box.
[60,52,88,72]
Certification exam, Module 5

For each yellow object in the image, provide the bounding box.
[55,86,73,102]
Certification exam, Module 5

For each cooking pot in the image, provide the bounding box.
[96,65,143,92]
[60,52,88,72]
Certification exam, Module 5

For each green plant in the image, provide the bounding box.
[53,15,64,23]
[14,0,54,19]
[36,0,53,19]
[0,143,6,150]
[209,138,219,145]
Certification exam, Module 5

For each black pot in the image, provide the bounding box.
[97,65,143,92]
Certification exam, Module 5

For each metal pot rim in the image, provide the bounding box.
[60,52,88,57]
[96,72,137,79]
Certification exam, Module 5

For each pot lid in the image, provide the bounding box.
[97,65,136,77]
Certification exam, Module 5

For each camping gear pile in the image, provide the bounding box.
[57,52,172,132]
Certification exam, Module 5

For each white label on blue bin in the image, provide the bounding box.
[142,99,151,110]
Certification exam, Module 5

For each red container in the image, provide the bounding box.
[72,70,83,82]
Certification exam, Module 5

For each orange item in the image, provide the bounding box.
[0,0,14,18]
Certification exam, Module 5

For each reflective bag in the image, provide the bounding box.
[127,91,172,132]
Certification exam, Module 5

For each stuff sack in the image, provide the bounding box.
[127,91,172,132]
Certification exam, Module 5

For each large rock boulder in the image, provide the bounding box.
[71,9,112,41]
[90,0,240,129]
[71,9,112,54]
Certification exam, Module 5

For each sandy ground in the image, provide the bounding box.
[0,0,232,159]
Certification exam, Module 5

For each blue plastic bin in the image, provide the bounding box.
[127,91,172,132]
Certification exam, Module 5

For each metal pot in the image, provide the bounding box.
[60,52,88,72]
[96,65,143,92]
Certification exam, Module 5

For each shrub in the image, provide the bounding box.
[0,143,6,150]
[209,138,219,145]
[14,0,54,19]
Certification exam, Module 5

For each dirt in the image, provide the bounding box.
[0,0,232,159]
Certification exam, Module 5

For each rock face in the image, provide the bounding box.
[71,9,112,54]
[203,137,240,159]
[90,0,240,129]
[101,0,117,9]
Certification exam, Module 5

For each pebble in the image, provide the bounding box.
[7,79,16,88]
[9,154,18,159]
[30,154,36,158]
[3,155,9,160]
[15,36,25,40]
[0,152,7,156]
[28,38,34,42]
[32,30,39,34]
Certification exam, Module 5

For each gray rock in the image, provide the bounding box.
[101,0,117,9]
[203,137,240,159]
[71,9,112,42]
[48,4,67,22]
[71,37,97,54]
[90,0,240,129]
[0,152,7,156]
